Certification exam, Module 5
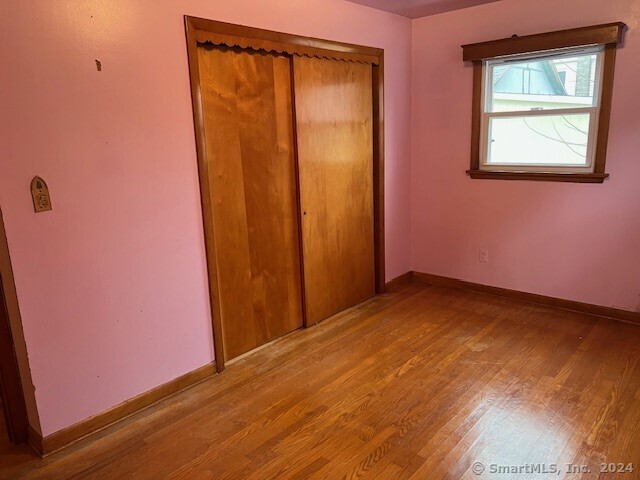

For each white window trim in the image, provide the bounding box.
[479,45,606,174]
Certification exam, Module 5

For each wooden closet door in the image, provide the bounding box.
[197,46,303,360]
[293,57,375,325]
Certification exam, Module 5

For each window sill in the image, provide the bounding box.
[466,170,609,183]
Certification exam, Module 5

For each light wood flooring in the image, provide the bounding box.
[1,281,640,479]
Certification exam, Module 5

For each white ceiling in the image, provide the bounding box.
[345,0,502,18]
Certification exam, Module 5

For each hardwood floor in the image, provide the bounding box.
[2,281,640,479]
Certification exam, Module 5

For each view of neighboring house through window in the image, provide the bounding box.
[481,46,603,172]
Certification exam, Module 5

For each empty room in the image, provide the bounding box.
[1,0,639,478]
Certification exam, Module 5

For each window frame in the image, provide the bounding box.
[463,23,626,183]
[480,46,605,173]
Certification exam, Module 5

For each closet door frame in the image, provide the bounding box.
[185,16,385,372]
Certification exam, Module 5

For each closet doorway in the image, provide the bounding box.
[1,275,26,447]
[0,211,29,446]
[185,18,385,371]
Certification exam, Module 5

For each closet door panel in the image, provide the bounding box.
[293,57,375,324]
[198,46,303,360]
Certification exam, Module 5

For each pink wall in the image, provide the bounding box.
[0,0,411,436]
[411,0,640,312]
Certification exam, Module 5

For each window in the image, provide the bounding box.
[483,47,603,172]
[463,23,626,183]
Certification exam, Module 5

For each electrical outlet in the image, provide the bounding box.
[479,249,489,263]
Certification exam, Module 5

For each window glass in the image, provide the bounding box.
[487,113,591,166]
[487,51,600,113]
